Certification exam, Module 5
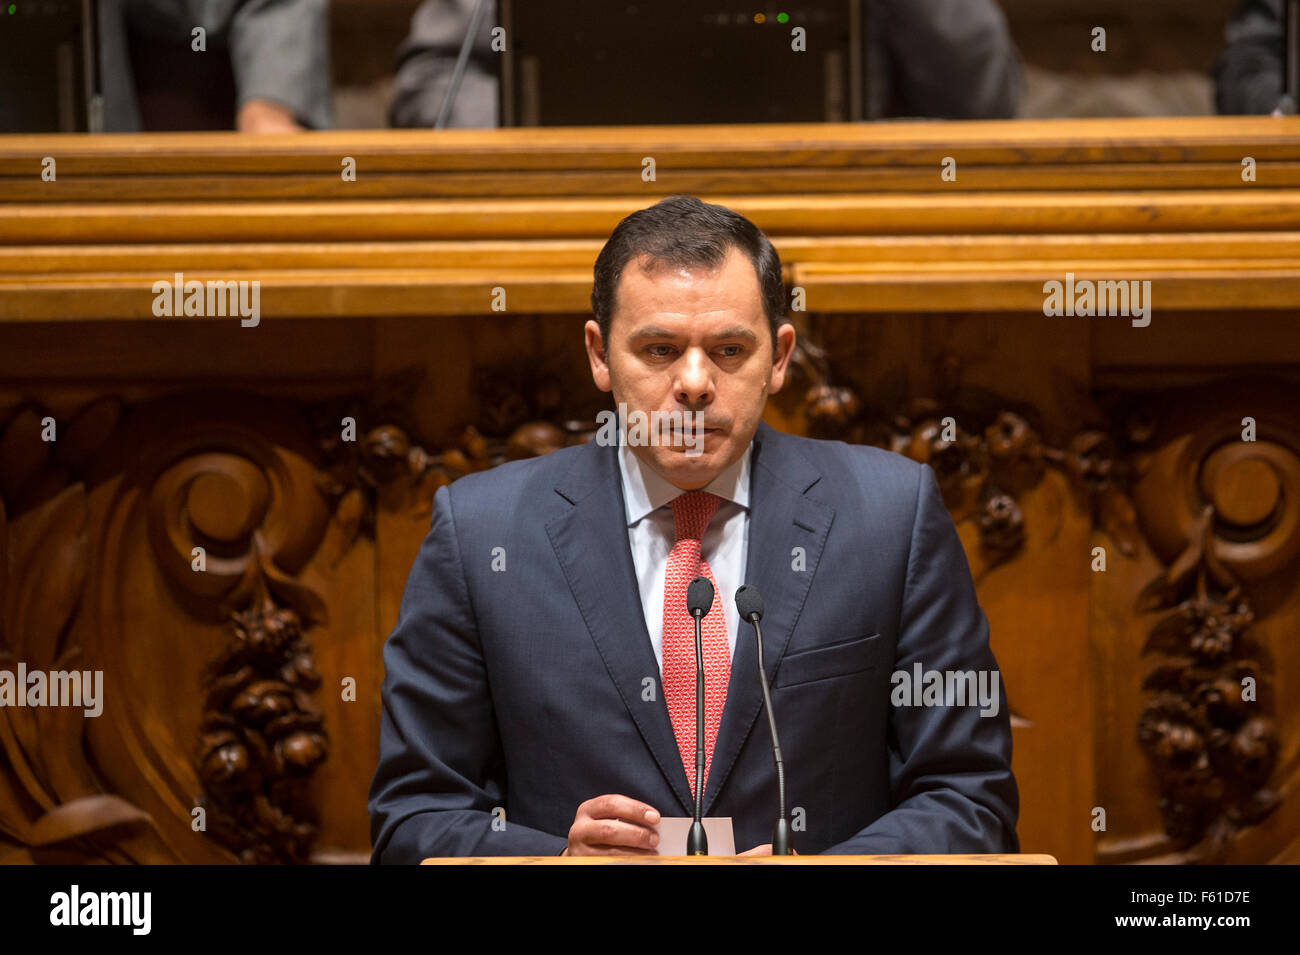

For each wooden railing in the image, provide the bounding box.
[3,117,1300,320]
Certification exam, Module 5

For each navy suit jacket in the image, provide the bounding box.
[368,420,1019,861]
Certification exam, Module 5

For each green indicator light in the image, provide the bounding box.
[777,12,789,23]
[7,4,16,14]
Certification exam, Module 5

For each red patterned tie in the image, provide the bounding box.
[661,490,730,800]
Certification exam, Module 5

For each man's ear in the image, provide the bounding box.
[585,320,612,393]
[767,321,797,395]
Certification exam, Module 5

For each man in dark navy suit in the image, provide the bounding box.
[368,195,1019,861]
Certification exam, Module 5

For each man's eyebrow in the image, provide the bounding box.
[627,326,680,341]
[627,325,759,342]
[714,326,759,342]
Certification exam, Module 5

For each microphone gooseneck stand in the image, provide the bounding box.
[685,576,714,855]
[736,585,792,854]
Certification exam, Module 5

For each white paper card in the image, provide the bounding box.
[653,817,736,856]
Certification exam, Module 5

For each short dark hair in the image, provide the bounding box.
[590,195,789,353]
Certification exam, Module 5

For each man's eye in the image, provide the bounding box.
[718,345,744,358]
[647,345,676,358]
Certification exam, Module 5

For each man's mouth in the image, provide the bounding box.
[675,427,722,450]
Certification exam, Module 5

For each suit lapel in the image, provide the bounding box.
[546,436,697,815]
[701,421,834,817]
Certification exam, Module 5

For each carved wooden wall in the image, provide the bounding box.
[1,308,1296,865]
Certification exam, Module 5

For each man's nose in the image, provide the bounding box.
[674,348,714,406]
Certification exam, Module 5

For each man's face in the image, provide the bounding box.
[585,246,797,490]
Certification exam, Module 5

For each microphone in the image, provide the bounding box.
[736,585,792,855]
[685,576,714,855]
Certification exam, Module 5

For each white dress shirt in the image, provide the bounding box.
[617,439,752,675]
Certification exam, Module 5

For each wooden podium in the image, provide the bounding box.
[422,854,1058,865]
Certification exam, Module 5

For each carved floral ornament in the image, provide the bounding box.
[146,442,333,865]
[0,394,341,863]
[1127,402,1298,859]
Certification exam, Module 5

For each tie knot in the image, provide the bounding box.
[671,491,723,543]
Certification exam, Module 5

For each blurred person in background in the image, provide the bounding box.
[1213,0,1288,115]
[99,0,332,131]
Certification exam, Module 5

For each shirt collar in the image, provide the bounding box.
[618,435,752,527]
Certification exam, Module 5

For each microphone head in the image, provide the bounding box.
[686,576,714,616]
[735,585,764,622]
